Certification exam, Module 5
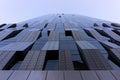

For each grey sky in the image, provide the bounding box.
[0,0,120,23]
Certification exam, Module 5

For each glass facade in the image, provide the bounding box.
[0,14,120,71]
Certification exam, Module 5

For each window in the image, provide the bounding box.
[59,16,61,18]
[3,29,23,40]
[0,24,6,28]
[43,51,59,70]
[102,23,110,27]
[111,23,120,27]
[73,61,88,70]
[65,30,72,36]
[93,23,99,27]
[11,61,22,70]
[23,24,28,28]
[8,24,16,28]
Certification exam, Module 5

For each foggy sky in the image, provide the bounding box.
[0,0,120,23]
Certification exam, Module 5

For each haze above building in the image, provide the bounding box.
[0,0,120,23]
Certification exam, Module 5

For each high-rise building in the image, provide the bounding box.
[0,14,120,79]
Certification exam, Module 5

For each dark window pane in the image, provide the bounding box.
[45,60,58,70]
[11,61,22,70]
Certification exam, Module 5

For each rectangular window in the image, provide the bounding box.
[11,61,22,70]
[44,51,58,70]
